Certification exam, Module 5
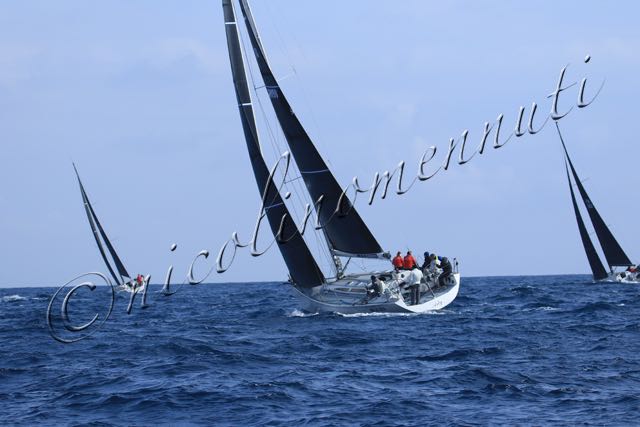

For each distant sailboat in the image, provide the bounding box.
[556,124,638,283]
[222,0,460,312]
[73,164,143,293]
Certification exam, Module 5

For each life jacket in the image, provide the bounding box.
[403,255,417,269]
[392,256,404,269]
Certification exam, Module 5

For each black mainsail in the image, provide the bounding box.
[222,0,325,288]
[237,0,386,259]
[73,164,131,286]
[556,125,632,270]
[563,161,608,280]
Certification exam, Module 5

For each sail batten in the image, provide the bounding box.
[237,0,385,258]
[222,0,325,288]
[557,126,632,269]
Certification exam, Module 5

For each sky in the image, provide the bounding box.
[1,1,639,287]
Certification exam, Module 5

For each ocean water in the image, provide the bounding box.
[1,275,639,426]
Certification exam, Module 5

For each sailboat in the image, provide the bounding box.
[221,0,460,313]
[556,124,638,283]
[73,164,143,293]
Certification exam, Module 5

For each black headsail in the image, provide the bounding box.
[73,164,131,286]
[556,124,632,269]
[563,160,608,280]
[237,0,386,259]
[222,0,325,288]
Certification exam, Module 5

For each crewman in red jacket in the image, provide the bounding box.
[403,251,418,270]
[392,251,404,270]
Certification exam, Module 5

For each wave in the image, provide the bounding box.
[522,305,560,312]
[336,311,419,318]
[569,301,619,314]
[2,276,639,426]
[287,309,318,318]
[2,294,26,302]
[417,347,503,362]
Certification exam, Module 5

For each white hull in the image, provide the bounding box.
[613,271,640,284]
[117,283,144,293]
[292,272,460,314]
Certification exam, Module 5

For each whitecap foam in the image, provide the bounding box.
[337,311,419,318]
[287,309,319,318]
[2,295,27,302]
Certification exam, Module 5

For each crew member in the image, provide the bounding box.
[392,252,404,270]
[438,257,452,287]
[428,253,441,272]
[421,252,431,272]
[135,274,144,288]
[401,268,423,305]
[403,251,418,270]
[362,275,385,304]
[369,275,384,299]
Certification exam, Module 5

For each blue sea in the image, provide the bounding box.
[1,275,639,426]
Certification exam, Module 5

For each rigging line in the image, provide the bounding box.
[238,16,333,275]
[251,84,308,231]
[263,0,331,165]
[238,18,307,225]
[238,15,314,251]
[241,5,322,218]
[284,176,303,184]
[237,15,278,162]
[255,73,295,90]
[262,0,298,75]
[238,20,295,197]
[252,79,334,271]
[289,168,334,270]
[232,5,329,285]
[249,9,335,276]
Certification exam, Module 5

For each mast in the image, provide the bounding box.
[556,124,632,270]
[237,0,387,260]
[73,164,131,286]
[222,0,325,288]
[563,161,608,280]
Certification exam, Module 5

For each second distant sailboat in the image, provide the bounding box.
[556,124,638,283]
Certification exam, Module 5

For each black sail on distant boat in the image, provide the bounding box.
[237,0,387,260]
[556,124,634,281]
[563,160,608,281]
[221,0,460,313]
[73,164,132,288]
